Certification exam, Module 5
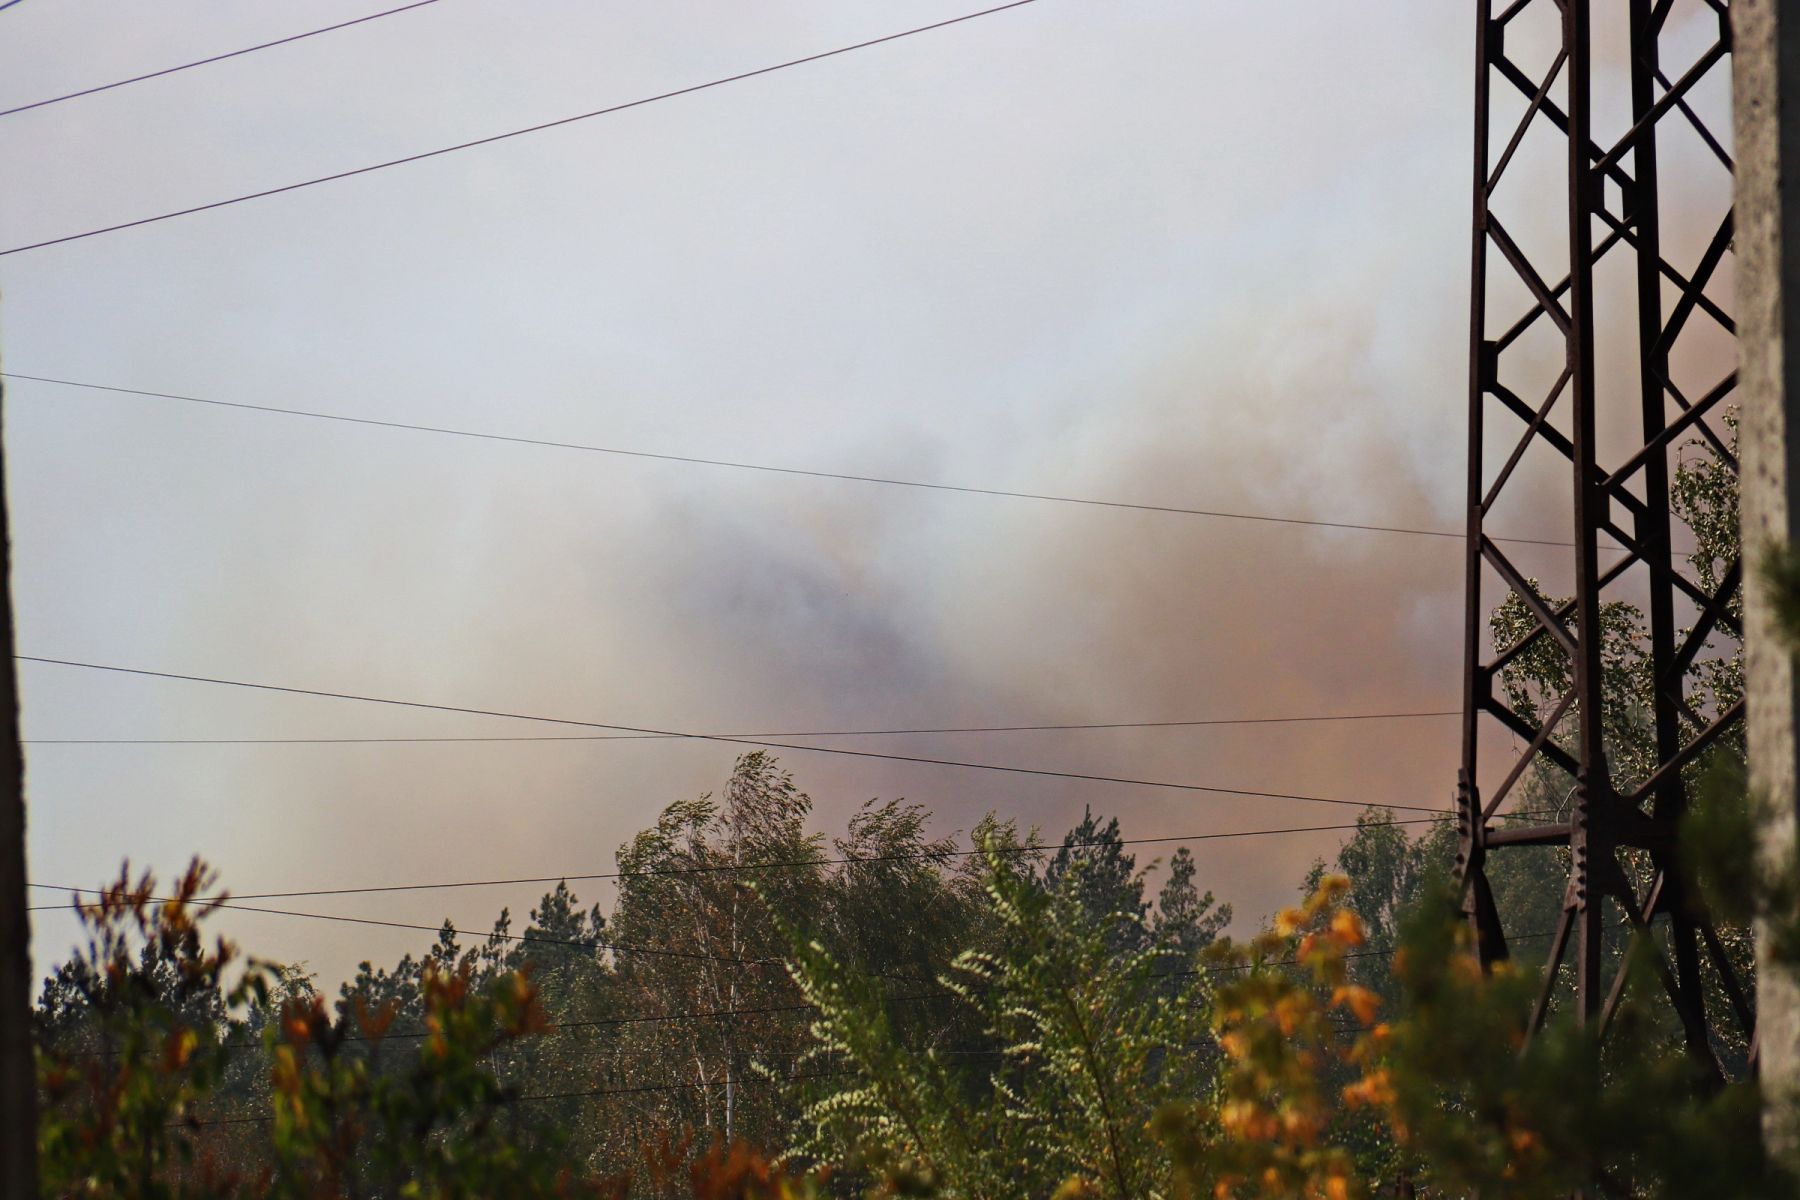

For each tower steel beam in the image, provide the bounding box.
[1457,0,1742,1074]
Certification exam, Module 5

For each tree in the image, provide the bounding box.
[780,833,1211,1199]
[1044,807,1149,955]
[604,753,826,1157]
[1154,847,1231,959]
[33,859,831,1198]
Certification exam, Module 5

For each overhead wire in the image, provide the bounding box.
[30,815,1558,997]
[19,707,1459,746]
[29,811,1558,992]
[4,373,1579,548]
[47,897,773,970]
[3,3,1642,1123]
[29,890,1012,987]
[27,816,1462,908]
[0,0,446,119]
[34,807,1570,991]
[0,0,1047,257]
[28,885,936,975]
[15,656,1446,814]
[32,888,937,993]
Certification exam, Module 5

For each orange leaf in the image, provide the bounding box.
[1329,909,1366,948]
[1331,985,1381,1026]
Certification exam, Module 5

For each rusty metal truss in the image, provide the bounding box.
[1456,0,1747,1078]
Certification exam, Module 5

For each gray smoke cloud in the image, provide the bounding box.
[0,0,1733,984]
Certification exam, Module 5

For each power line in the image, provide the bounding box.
[16,656,1445,814]
[3,373,1578,549]
[18,708,1459,746]
[26,879,1177,990]
[32,888,924,981]
[34,808,1551,978]
[27,817,1455,907]
[15,881,1130,964]
[34,816,1561,986]
[0,0,446,120]
[0,0,1046,257]
[49,896,779,970]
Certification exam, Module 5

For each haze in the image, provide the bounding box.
[0,0,1732,986]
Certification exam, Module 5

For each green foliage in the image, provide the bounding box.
[1672,412,1745,721]
[1330,810,1449,954]
[779,833,1211,1199]
[1488,586,1659,790]
[1044,808,1149,954]
[1155,847,1232,960]
[598,753,824,1156]
[1376,882,1786,1199]
[1488,424,1743,798]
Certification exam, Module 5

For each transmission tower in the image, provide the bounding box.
[1455,0,1747,1076]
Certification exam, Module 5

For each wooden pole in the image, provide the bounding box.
[0,374,37,1192]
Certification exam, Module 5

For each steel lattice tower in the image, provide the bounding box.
[1456,0,1748,1074]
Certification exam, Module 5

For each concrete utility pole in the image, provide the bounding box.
[0,375,36,1192]
[1738,0,1800,1132]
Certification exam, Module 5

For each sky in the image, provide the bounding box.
[0,1,1736,988]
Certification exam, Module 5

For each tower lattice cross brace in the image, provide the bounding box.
[1456,0,1747,1080]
